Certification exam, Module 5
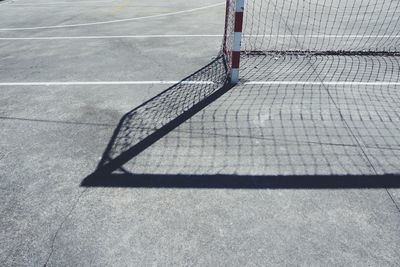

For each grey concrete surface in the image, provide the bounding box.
[1,0,399,266]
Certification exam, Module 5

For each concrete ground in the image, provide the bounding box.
[1,0,400,266]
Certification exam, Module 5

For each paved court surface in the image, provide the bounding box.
[1,0,400,266]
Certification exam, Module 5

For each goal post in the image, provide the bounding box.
[223,0,245,85]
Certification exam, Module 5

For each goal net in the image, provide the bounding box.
[223,0,400,82]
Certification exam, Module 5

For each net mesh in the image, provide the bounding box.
[88,0,400,181]
[95,55,229,174]
[240,0,400,54]
[216,0,400,177]
[104,55,400,176]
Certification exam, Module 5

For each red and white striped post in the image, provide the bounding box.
[230,0,244,84]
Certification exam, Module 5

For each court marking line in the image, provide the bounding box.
[0,35,222,40]
[0,81,215,86]
[244,81,400,86]
[1,81,399,86]
[0,2,225,31]
[9,0,125,4]
[247,35,400,38]
[1,34,399,40]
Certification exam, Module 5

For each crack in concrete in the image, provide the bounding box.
[43,188,88,267]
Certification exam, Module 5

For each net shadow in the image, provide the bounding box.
[84,55,231,177]
[82,55,400,189]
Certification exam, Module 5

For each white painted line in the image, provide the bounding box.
[0,2,225,31]
[4,81,400,86]
[246,35,400,38]
[2,34,398,40]
[2,81,398,87]
[245,81,400,86]
[9,0,123,5]
[0,35,222,40]
[0,81,215,86]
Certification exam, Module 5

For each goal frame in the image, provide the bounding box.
[223,0,245,84]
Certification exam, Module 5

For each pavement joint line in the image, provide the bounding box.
[0,2,225,31]
[0,116,116,127]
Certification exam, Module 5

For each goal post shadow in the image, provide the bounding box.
[82,172,400,189]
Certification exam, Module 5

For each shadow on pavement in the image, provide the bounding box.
[82,172,400,189]
[86,55,231,178]
[83,54,400,189]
